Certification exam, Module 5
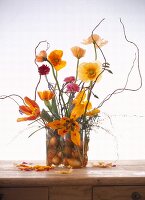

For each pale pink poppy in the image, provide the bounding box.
[82,34,108,48]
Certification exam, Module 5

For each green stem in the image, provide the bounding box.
[93,42,97,60]
[47,60,69,117]
[44,100,60,119]
[75,58,80,82]
[81,81,93,127]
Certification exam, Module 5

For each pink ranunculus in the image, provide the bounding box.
[66,83,80,93]
[64,76,75,83]
[38,65,50,75]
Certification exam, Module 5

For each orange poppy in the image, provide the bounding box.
[48,50,66,71]
[71,46,86,59]
[36,50,47,62]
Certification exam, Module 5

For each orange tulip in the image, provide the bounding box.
[38,90,55,101]
[17,97,40,122]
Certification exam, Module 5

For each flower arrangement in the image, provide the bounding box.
[0,19,142,168]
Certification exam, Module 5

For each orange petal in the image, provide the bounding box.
[71,46,86,59]
[17,115,37,122]
[48,50,63,64]
[19,105,32,115]
[36,50,47,62]
[58,128,68,136]
[71,131,80,146]
[92,162,116,168]
[52,50,63,58]
[83,101,92,111]
[53,61,66,71]
[73,89,86,105]
[38,91,54,101]
[70,104,85,120]
[36,56,44,62]
[24,97,39,109]
[47,120,63,129]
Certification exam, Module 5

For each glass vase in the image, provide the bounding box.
[46,128,89,168]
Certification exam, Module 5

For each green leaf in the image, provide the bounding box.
[106,69,113,74]
[51,97,59,116]
[92,92,99,99]
[40,109,53,122]
[44,100,52,110]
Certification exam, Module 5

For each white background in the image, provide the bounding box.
[0,0,145,161]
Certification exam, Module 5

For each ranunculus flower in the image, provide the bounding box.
[82,34,108,48]
[36,50,47,62]
[38,65,50,75]
[71,46,86,59]
[48,50,66,71]
[78,61,102,82]
[66,83,80,93]
[64,76,75,83]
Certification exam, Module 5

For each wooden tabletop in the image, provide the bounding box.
[0,160,145,187]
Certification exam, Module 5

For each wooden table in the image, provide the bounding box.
[0,160,145,200]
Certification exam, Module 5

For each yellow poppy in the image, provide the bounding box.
[48,50,66,71]
[78,62,102,82]
[17,97,40,122]
[38,90,55,101]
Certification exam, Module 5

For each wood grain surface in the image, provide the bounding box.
[93,186,145,200]
[0,161,145,200]
[0,160,145,187]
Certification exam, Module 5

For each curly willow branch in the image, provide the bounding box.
[98,18,142,108]
[34,75,41,101]
[34,40,50,101]
[91,18,107,63]
[34,40,50,68]
[0,94,25,106]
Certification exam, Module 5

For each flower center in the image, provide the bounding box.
[51,57,61,66]
[88,69,96,78]
[64,119,76,131]
[32,108,39,116]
